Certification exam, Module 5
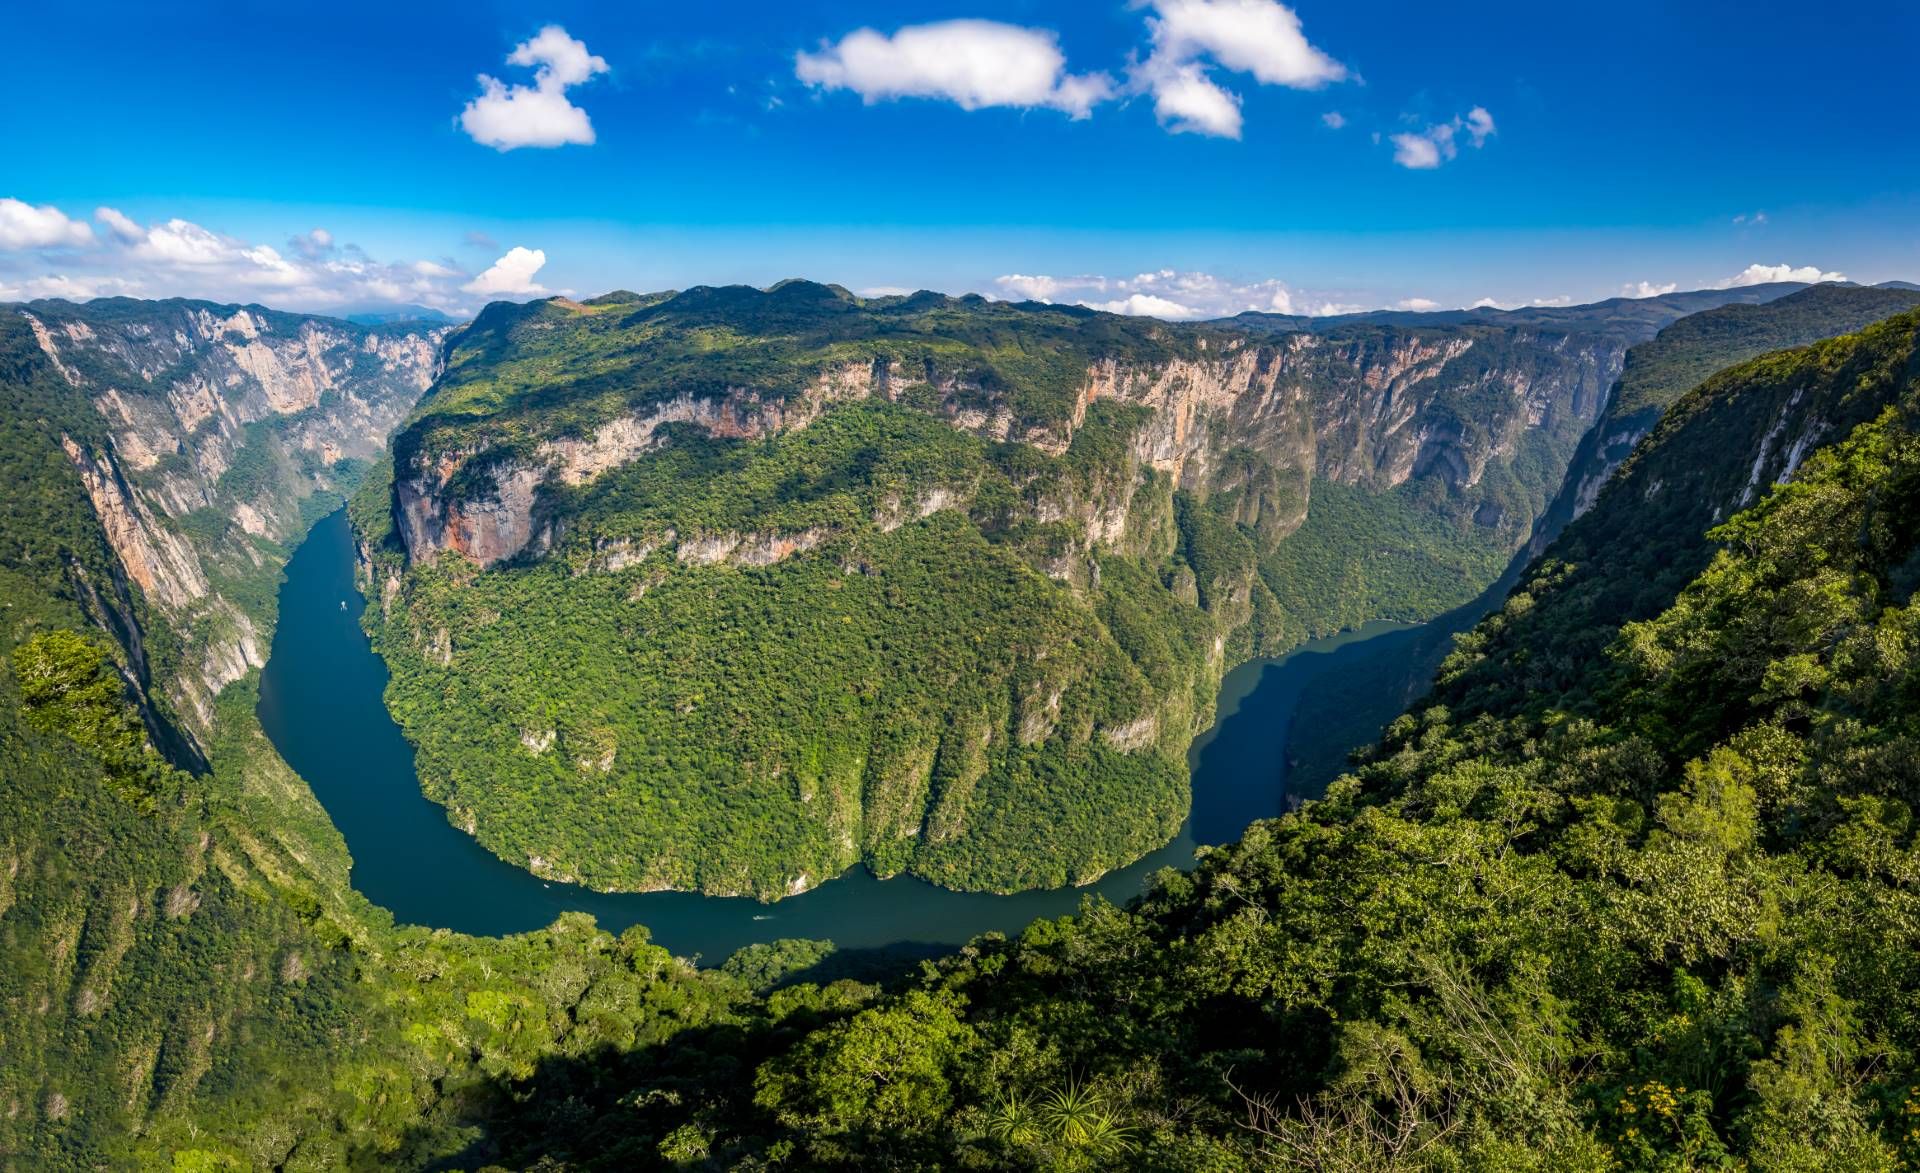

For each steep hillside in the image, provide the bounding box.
[4,299,448,739]
[1439,305,1920,720]
[0,299,761,1170]
[1538,283,1920,547]
[1287,287,1920,794]
[363,282,1627,897]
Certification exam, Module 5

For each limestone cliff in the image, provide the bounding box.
[392,303,1623,577]
[14,297,450,737]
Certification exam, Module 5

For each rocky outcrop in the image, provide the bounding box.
[396,376,869,565]
[19,299,449,741]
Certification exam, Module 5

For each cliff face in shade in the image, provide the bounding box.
[10,297,450,737]
[1283,285,1920,801]
[1526,283,1920,557]
[360,284,1638,899]
[1435,304,1920,722]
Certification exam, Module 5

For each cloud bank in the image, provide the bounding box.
[1718,262,1847,288]
[0,197,550,313]
[994,269,1377,320]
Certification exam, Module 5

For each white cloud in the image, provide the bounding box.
[1390,128,1449,169]
[1621,280,1678,299]
[1464,106,1495,146]
[796,20,1113,118]
[0,273,139,302]
[463,246,550,296]
[0,198,94,249]
[1084,292,1205,319]
[990,272,1067,303]
[289,227,335,260]
[1144,62,1244,137]
[1321,111,1346,129]
[508,24,609,88]
[1718,262,1847,288]
[992,268,1381,320]
[1472,294,1575,311]
[996,273,1076,301]
[1391,107,1494,170]
[1144,0,1346,89]
[461,25,609,151]
[1733,211,1769,226]
[1136,0,1345,140]
[1397,297,1439,311]
[94,206,143,243]
[134,218,235,266]
[0,206,485,312]
[797,1,1343,139]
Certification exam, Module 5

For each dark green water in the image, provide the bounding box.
[259,509,1409,960]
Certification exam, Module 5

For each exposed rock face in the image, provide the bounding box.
[395,328,1624,570]
[396,376,874,565]
[58,435,209,610]
[18,299,449,739]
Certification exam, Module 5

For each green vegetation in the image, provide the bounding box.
[374,286,1633,896]
[373,402,1219,896]
[1611,283,1920,419]
[398,282,1209,474]
[0,309,763,1169]
[464,300,1920,1169]
[1286,291,1920,800]
[20,291,1920,1168]
[1259,479,1509,639]
[1442,307,1920,722]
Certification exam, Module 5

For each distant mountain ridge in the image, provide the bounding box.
[1220,281,1814,336]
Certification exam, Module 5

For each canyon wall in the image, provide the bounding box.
[14,298,449,736]
[393,322,1625,573]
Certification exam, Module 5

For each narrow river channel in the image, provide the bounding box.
[259,508,1411,960]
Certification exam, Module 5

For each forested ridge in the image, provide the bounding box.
[7,295,1920,1167]
[365,283,1644,898]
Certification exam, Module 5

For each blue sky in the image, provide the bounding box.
[3,0,1915,317]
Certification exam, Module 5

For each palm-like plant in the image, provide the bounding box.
[986,1092,1038,1146]
[1038,1080,1136,1156]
